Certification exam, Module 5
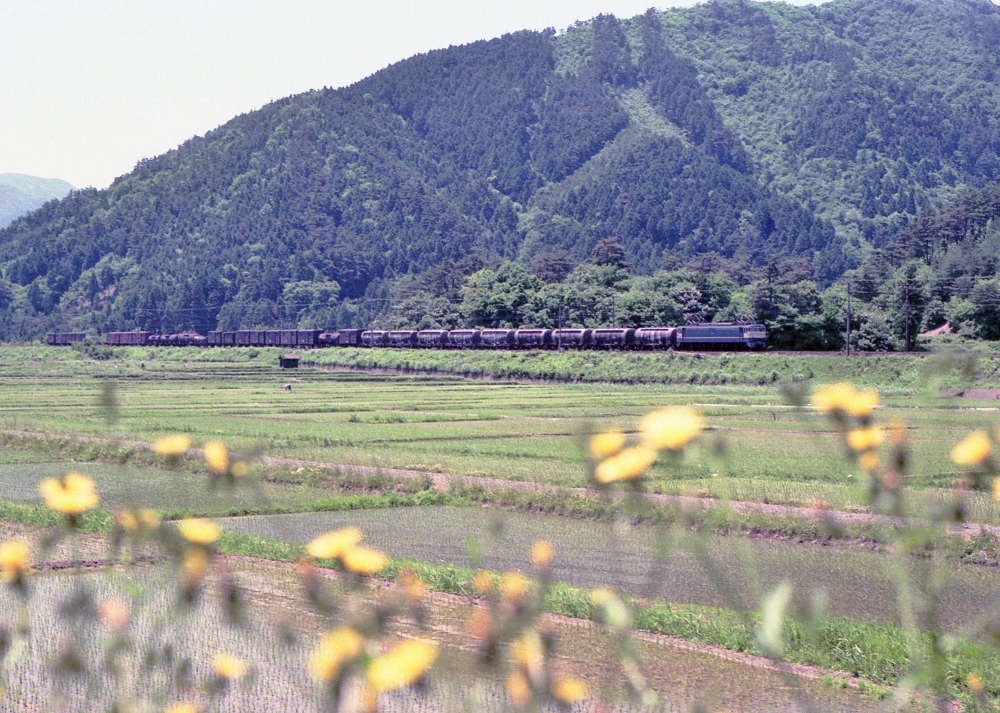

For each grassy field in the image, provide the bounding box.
[218,505,1000,629]
[2,345,1000,708]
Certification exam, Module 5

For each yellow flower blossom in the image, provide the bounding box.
[952,431,992,466]
[968,672,984,694]
[397,568,426,602]
[99,598,130,631]
[551,676,589,703]
[510,630,544,680]
[153,434,192,457]
[164,704,199,713]
[594,445,658,484]
[993,477,1000,504]
[472,570,494,595]
[530,540,554,569]
[812,382,879,417]
[505,670,531,708]
[230,460,249,478]
[342,546,389,575]
[500,571,530,603]
[39,472,99,515]
[589,430,626,459]
[367,639,438,693]
[307,527,363,560]
[847,426,885,452]
[590,587,614,606]
[177,518,221,545]
[203,440,229,474]
[889,419,908,446]
[639,406,704,450]
[858,452,880,472]
[0,541,30,584]
[213,653,247,680]
[310,627,364,681]
[182,547,210,586]
[118,508,161,533]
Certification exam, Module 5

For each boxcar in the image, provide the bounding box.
[448,329,481,348]
[105,331,151,346]
[480,329,515,348]
[592,328,636,349]
[338,329,364,347]
[635,327,677,350]
[551,329,592,349]
[417,330,449,348]
[515,329,553,349]
[387,330,419,347]
[47,332,87,346]
[296,329,322,347]
[361,330,389,347]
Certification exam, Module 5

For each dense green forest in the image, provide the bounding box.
[1,0,1000,349]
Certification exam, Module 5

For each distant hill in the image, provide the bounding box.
[0,174,72,230]
[1,0,1000,339]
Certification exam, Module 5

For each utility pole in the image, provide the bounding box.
[558,300,564,352]
[845,279,851,357]
[904,284,911,352]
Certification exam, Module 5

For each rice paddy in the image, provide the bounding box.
[1,345,999,709]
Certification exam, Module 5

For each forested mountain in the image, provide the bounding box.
[0,175,72,230]
[2,0,1000,341]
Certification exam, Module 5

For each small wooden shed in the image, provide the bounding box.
[279,354,300,369]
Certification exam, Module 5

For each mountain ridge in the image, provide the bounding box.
[0,174,73,230]
[1,0,999,339]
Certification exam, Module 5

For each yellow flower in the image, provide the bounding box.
[38,472,99,515]
[510,630,544,680]
[530,540,554,569]
[118,508,161,533]
[177,518,221,545]
[590,587,614,606]
[812,382,879,417]
[968,672,984,694]
[230,460,249,478]
[153,434,191,457]
[472,570,494,595]
[99,598,130,631]
[342,546,389,575]
[310,627,364,681]
[505,670,531,708]
[182,547,210,586]
[639,406,703,450]
[993,477,1000,504]
[594,445,658,484]
[306,527,363,560]
[0,541,30,584]
[213,653,247,680]
[164,704,199,713]
[397,568,426,602]
[889,419,908,446]
[846,426,885,452]
[858,451,879,472]
[500,571,530,603]
[203,440,229,474]
[551,676,589,703]
[952,431,992,466]
[367,639,438,693]
[589,430,626,459]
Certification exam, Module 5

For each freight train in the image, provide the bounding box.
[48,322,767,351]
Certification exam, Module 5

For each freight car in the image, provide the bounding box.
[105,331,152,346]
[47,332,88,346]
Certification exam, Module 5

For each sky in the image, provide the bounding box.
[1,0,824,190]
